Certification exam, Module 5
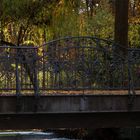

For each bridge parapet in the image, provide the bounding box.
[0,37,139,96]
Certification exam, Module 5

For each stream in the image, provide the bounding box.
[0,131,79,140]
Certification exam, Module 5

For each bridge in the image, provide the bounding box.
[0,36,140,129]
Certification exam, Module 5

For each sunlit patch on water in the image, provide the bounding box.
[44,138,78,140]
[0,131,53,136]
[0,131,79,140]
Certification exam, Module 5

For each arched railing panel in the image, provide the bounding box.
[38,37,130,94]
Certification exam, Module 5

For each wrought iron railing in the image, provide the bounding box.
[128,48,140,90]
[0,36,139,95]
[38,37,128,91]
[0,46,38,95]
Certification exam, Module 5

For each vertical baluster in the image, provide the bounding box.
[34,48,39,96]
[16,48,21,96]
[74,47,77,88]
[20,63,23,89]
[46,46,49,90]
[42,49,45,90]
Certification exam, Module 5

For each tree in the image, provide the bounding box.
[129,0,140,47]
[1,0,139,47]
[0,0,3,43]
[115,0,129,55]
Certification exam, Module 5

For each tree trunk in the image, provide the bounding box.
[115,0,129,55]
[0,0,3,42]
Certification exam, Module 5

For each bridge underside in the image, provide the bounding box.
[0,95,140,129]
[0,112,140,129]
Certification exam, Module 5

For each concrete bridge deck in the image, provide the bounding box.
[0,94,140,129]
[0,89,140,95]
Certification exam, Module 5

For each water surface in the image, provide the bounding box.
[0,131,78,140]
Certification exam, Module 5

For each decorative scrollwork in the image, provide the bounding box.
[38,37,130,90]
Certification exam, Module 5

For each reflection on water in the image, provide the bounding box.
[0,131,78,140]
